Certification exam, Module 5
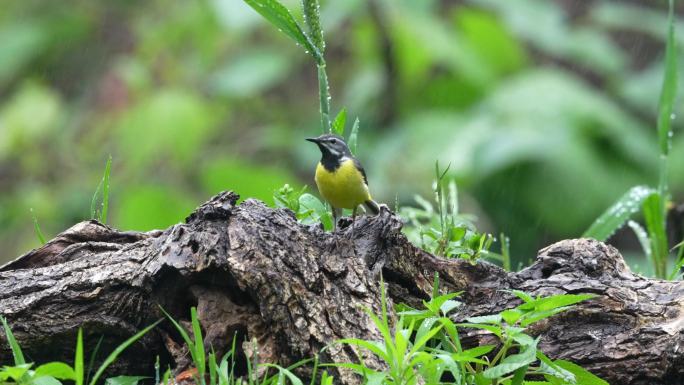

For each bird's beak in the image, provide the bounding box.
[305,137,319,143]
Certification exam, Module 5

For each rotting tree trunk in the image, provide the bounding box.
[1,191,683,385]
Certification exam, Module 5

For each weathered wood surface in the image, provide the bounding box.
[1,191,683,385]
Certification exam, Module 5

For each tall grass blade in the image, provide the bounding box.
[89,319,162,385]
[75,329,84,385]
[644,194,669,278]
[657,0,677,158]
[91,155,112,223]
[85,335,104,385]
[348,118,360,155]
[582,185,654,241]
[242,0,322,64]
[191,307,206,379]
[30,208,46,245]
[669,241,684,280]
[100,155,112,224]
[318,65,331,132]
[90,179,103,219]
[1,316,25,365]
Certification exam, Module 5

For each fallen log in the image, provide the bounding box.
[0,191,682,385]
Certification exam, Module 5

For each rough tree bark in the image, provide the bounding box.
[0,191,682,385]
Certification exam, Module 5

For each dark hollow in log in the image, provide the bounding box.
[1,191,683,385]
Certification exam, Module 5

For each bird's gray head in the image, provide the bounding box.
[306,134,351,160]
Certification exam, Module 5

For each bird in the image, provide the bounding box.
[306,133,380,229]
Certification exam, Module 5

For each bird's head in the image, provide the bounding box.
[306,134,351,159]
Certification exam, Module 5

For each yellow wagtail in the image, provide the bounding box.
[306,134,380,228]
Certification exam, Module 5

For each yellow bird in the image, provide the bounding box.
[306,134,380,228]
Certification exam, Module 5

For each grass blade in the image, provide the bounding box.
[347,117,360,155]
[643,193,669,278]
[657,0,677,158]
[88,319,162,385]
[242,0,322,64]
[75,329,84,385]
[627,220,652,263]
[100,155,112,224]
[30,208,46,245]
[1,316,25,365]
[85,335,104,385]
[90,178,103,219]
[582,185,654,241]
[191,307,206,379]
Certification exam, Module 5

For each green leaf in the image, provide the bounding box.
[582,185,655,241]
[536,351,575,383]
[1,316,25,365]
[260,364,303,385]
[657,0,677,157]
[1,364,32,380]
[32,376,63,385]
[336,338,389,362]
[554,360,608,385]
[511,365,528,385]
[298,193,333,230]
[520,308,570,327]
[331,108,347,136]
[465,314,502,324]
[523,293,596,312]
[35,363,76,380]
[242,0,322,64]
[89,320,162,385]
[505,290,534,303]
[461,344,496,358]
[456,323,503,339]
[501,309,522,325]
[104,376,148,385]
[347,117,360,155]
[483,338,538,379]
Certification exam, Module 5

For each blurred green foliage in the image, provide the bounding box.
[1,0,683,268]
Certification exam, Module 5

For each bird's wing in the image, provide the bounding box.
[353,157,369,186]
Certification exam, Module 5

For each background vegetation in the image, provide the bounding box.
[1,0,683,270]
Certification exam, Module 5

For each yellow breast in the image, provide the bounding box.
[314,159,372,209]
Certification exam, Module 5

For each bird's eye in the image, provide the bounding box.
[329,139,336,143]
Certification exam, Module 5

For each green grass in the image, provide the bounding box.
[2,287,606,385]
[334,280,604,385]
[0,316,160,385]
[583,0,679,280]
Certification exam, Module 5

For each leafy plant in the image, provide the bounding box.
[336,281,605,385]
[400,162,508,266]
[274,184,333,231]
[0,316,160,385]
[160,307,318,385]
[583,0,678,279]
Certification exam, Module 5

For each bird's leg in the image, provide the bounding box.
[351,206,357,239]
[331,206,340,231]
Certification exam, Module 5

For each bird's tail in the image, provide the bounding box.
[364,199,380,215]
